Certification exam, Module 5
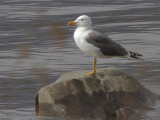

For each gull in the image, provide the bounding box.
[68,15,143,75]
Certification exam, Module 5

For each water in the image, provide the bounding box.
[0,0,160,120]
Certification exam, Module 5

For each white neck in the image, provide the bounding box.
[75,26,91,34]
[74,26,91,40]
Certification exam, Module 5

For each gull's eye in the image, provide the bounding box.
[80,19,84,21]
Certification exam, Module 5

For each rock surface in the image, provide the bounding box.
[35,67,155,120]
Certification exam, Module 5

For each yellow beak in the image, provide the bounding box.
[68,21,77,26]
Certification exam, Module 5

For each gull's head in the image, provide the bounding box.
[68,15,92,27]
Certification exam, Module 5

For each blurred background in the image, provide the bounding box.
[0,0,160,120]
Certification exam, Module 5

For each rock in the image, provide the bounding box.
[35,67,155,120]
[116,107,140,120]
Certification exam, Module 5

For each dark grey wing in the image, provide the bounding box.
[86,31,128,56]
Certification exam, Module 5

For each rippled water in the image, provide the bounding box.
[0,0,160,120]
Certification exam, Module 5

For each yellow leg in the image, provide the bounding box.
[86,57,97,76]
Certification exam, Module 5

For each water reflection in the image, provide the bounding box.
[0,0,160,120]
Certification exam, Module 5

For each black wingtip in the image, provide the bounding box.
[128,51,143,60]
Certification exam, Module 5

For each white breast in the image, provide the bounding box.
[73,27,103,57]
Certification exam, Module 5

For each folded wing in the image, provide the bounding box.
[86,31,128,57]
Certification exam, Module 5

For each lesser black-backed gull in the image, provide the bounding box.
[68,15,143,75]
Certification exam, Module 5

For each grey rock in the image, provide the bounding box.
[35,67,155,120]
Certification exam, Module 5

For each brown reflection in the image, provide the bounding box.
[31,67,50,84]
[49,22,68,48]
[30,8,68,49]
[17,43,31,58]
[30,8,47,28]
